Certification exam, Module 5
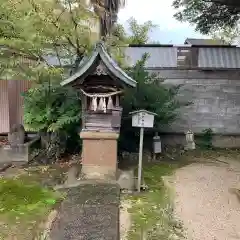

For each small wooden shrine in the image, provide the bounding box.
[61,41,136,179]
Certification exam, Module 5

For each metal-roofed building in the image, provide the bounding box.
[125,44,240,69]
[125,45,178,68]
[2,39,240,147]
[123,42,240,147]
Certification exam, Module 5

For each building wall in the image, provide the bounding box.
[1,69,240,142]
[160,134,240,149]
[0,81,10,133]
[0,80,31,134]
[15,80,32,124]
[148,69,240,134]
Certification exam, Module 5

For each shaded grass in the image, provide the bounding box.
[126,162,187,240]
[0,175,64,239]
[23,164,70,188]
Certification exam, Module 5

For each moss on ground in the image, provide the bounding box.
[0,175,64,239]
[125,162,187,240]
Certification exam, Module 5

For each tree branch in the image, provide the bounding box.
[208,0,240,8]
[28,0,78,51]
[196,0,240,9]
[66,0,81,51]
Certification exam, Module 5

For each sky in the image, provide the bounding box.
[118,0,207,44]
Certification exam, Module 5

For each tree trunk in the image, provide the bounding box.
[38,131,67,164]
[70,53,84,76]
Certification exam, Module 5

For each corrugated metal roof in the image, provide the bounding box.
[125,46,240,69]
[124,47,178,68]
[46,47,179,68]
[46,46,240,69]
[198,47,240,68]
[184,38,229,46]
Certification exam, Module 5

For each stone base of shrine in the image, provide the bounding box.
[80,131,119,180]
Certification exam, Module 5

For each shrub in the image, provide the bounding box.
[197,128,214,149]
[23,82,81,162]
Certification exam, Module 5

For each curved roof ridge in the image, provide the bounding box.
[61,41,136,87]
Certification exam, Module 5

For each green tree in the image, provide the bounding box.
[212,25,240,44]
[0,0,98,81]
[108,18,158,66]
[111,18,157,45]
[126,17,157,44]
[119,53,188,152]
[23,84,81,133]
[173,0,240,34]
[23,81,81,162]
[0,0,128,80]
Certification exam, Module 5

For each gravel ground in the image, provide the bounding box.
[173,161,240,240]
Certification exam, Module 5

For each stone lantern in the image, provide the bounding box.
[185,130,195,150]
[61,42,136,180]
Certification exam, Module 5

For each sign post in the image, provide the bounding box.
[138,127,144,193]
[130,110,157,192]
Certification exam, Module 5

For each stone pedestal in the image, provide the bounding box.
[185,142,196,150]
[80,131,119,180]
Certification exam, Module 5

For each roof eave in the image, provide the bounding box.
[98,44,136,87]
[60,51,98,86]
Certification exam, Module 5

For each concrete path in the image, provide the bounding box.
[50,183,120,240]
[173,161,240,240]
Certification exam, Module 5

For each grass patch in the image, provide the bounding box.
[0,176,63,239]
[23,164,70,188]
[126,162,187,240]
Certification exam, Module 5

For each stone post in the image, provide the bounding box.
[80,131,119,180]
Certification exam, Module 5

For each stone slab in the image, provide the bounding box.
[0,163,12,173]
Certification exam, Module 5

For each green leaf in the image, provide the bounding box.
[45,198,56,205]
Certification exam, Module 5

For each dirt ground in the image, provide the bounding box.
[120,200,131,240]
[173,159,240,240]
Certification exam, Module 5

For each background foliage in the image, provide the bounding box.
[23,82,81,133]
[0,0,97,80]
[196,128,214,150]
[173,0,240,35]
[119,53,188,152]
[107,17,158,67]
[23,81,82,161]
